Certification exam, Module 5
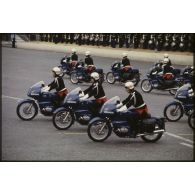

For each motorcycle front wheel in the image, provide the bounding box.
[106,72,116,84]
[164,103,183,122]
[16,101,38,120]
[53,109,74,130]
[141,122,163,143]
[87,119,112,142]
[188,112,194,130]
[141,79,153,93]
[70,72,79,84]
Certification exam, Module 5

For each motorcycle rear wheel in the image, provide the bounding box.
[16,101,38,120]
[53,109,74,130]
[87,120,112,142]
[141,79,153,93]
[70,72,79,84]
[106,72,116,84]
[141,122,163,143]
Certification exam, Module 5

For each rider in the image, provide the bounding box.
[116,81,148,136]
[70,48,78,67]
[163,53,172,66]
[162,58,175,80]
[121,53,132,79]
[79,72,107,113]
[84,51,96,74]
[42,67,68,105]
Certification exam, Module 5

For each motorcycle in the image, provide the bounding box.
[155,34,164,51]
[70,63,105,84]
[87,96,166,142]
[59,56,77,77]
[141,64,182,95]
[139,34,148,49]
[52,87,102,130]
[188,110,194,130]
[16,81,68,120]
[179,34,188,52]
[106,62,140,85]
[164,83,194,122]
[171,34,179,51]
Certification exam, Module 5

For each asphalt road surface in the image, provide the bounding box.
[2,47,194,161]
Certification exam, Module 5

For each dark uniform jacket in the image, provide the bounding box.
[122,90,146,109]
[48,76,66,92]
[122,57,131,66]
[71,53,78,61]
[85,56,94,65]
[84,81,106,99]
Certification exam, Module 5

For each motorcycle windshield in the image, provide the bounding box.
[100,96,121,113]
[64,87,81,103]
[28,81,45,95]
[175,83,191,98]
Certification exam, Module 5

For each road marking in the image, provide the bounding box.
[58,132,86,135]
[166,132,193,144]
[2,95,22,101]
[180,142,193,149]
[178,134,193,136]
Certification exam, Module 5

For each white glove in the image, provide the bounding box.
[116,102,123,109]
[117,105,127,112]
[41,86,50,93]
[80,94,89,101]
[79,91,85,98]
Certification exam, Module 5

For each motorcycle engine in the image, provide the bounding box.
[78,114,91,125]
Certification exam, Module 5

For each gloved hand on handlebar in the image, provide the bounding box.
[117,105,127,112]
[80,94,89,101]
[41,86,50,93]
[79,91,85,98]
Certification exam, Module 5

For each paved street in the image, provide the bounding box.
[1,47,194,161]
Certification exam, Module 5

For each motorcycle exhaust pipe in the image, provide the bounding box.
[136,129,165,137]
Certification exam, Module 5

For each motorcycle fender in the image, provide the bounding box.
[17,99,38,109]
[18,98,36,105]
[88,117,105,126]
[53,107,71,115]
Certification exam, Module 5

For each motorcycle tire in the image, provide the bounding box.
[16,101,38,121]
[87,119,112,142]
[53,109,75,130]
[164,103,183,122]
[70,72,79,84]
[188,111,194,130]
[141,121,163,143]
[141,79,153,93]
[106,72,116,84]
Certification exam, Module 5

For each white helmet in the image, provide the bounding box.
[125,81,134,90]
[85,51,90,56]
[164,53,169,58]
[91,72,99,81]
[163,58,169,64]
[122,52,128,57]
[52,67,61,76]
[72,48,77,53]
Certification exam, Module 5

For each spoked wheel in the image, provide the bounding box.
[70,72,79,84]
[106,72,116,84]
[141,122,163,143]
[141,79,153,93]
[16,101,38,120]
[188,112,195,130]
[164,103,183,122]
[53,110,74,130]
[87,120,112,142]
